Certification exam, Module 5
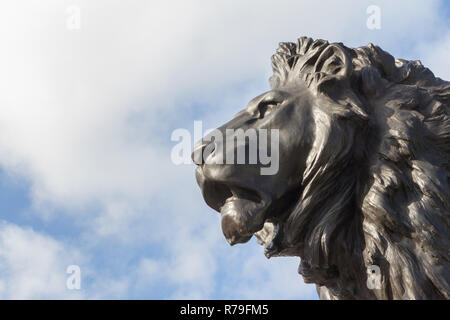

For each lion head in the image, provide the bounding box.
[193,37,450,300]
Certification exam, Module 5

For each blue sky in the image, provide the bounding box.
[0,0,448,299]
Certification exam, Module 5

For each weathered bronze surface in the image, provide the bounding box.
[193,37,449,299]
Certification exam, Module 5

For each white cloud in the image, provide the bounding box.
[0,221,85,299]
[220,246,317,300]
[0,0,447,299]
[418,31,450,81]
[0,0,446,210]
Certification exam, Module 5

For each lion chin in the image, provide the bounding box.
[195,165,274,246]
[219,196,265,245]
[193,37,450,300]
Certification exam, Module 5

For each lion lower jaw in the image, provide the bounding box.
[254,221,277,247]
[219,196,267,245]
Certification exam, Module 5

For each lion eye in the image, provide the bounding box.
[258,102,278,118]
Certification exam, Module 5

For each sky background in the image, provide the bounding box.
[0,0,449,299]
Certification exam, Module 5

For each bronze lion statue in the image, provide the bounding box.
[192,37,449,299]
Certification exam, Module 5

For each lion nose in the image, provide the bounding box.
[191,141,216,165]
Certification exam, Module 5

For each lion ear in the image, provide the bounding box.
[311,44,353,93]
[311,44,369,120]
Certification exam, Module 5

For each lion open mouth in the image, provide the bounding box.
[220,194,268,245]
[196,167,271,245]
[196,166,301,250]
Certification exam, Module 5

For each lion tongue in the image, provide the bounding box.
[220,196,265,245]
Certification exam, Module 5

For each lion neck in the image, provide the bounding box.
[280,105,448,299]
[275,108,376,299]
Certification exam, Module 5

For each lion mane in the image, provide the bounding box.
[268,37,449,299]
